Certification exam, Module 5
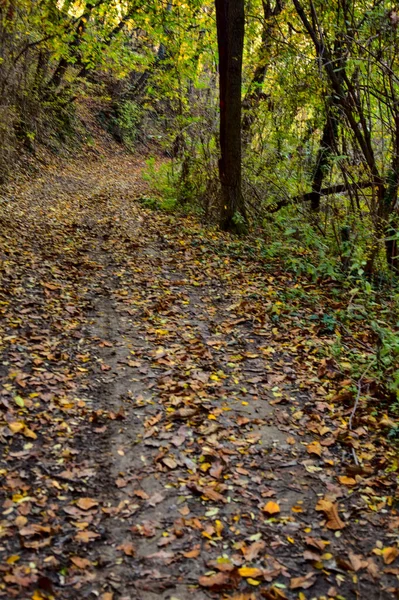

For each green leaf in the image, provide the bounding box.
[15,396,25,408]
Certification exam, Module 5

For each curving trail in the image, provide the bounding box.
[0,151,397,600]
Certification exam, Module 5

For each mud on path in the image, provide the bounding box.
[0,152,398,600]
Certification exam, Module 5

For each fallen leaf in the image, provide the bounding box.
[243,540,266,561]
[315,498,345,530]
[338,476,356,486]
[198,572,230,589]
[71,556,92,569]
[117,542,135,556]
[76,498,99,511]
[262,501,280,515]
[162,457,177,469]
[238,567,263,578]
[75,530,100,543]
[182,545,200,558]
[290,572,316,589]
[307,441,322,457]
[9,422,25,434]
[148,492,165,506]
[383,547,399,565]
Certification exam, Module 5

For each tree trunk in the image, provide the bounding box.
[215,0,246,231]
[309,106,338,212]
[242,1,284,138]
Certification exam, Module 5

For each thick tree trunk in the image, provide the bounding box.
[215,0,246,231]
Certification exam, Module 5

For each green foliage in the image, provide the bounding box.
[107,100,142,149]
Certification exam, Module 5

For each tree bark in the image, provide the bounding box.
[215,0,246,231]
[309,105,338,212]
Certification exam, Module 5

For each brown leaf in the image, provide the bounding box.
[162,457,177,470]
[290,572,316,589]
[117,542,135,556]
[210,462,224,479]
[315,498,345,530]
[348,552,367,572]
[303,550,321,562]
[243,540,266,561]
[116,478,128,488]
[134,489,150,499]
[305,537,328,552]
[75,530,100,543]
[76,498,99,511]
[261,588,288,600]
[70,556,92,569]
[148,492,165,506]
[182,545,200,558]
[198,572,230,589]
[202,486,227,503]
[307,441,322,457]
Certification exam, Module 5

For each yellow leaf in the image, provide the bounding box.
[238,567,263,578]
[6,555,19,564]
[200,462,211,472]
[9,422,24,434]
[12,493,25,503]
[247,578,261,586]
[262,501,280,515]
[383,547,399,565]
[215,519,224,537]
[23,427,37,440]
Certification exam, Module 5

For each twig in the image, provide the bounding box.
[348,359,376,464]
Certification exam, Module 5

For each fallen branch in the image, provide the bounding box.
[348,359,376,465]
[267,181,372,213]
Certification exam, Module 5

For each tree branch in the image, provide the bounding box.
[267,181,372,213]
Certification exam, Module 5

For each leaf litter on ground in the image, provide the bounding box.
[0,148,398,599]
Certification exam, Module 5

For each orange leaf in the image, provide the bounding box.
[182,545,200,558]
[338,476,356,486]
[238,567,263,578]
[307,441,322,457]
[383,547,399,565]
[262,501,280,515]
[76,498,99,511]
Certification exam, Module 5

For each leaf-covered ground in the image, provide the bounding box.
[0,149,398,600]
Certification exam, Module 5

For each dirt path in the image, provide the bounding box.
[0,153,398,600]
